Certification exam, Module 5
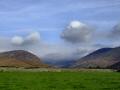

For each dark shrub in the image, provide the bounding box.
[116,70,120,72]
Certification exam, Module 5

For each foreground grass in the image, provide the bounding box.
[0,71,120,90]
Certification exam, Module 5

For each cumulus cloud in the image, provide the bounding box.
[11,32,40,45]
[105,23,120,47]
[11,36,24,45]
[26,32,40,43]
[61,21,93,43]
[110,23,120,39]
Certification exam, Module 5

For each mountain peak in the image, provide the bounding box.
[0,50,50,68]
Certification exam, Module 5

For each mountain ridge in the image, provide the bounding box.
[0,50,50,68]
[72,47,120,69]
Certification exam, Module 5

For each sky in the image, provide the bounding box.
[0,0,120,61]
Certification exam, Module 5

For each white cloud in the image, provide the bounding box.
[11,36,24,45]
[61,21,93,43]
[11,31,40,45]
[68,21,87,29]
[26,32,40,43]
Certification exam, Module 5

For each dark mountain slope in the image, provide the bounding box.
[72,47,120,69]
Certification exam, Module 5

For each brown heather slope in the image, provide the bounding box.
[0,50,50,68]
[72,47,120,69]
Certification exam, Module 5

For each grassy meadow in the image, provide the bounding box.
[0,70,120,90]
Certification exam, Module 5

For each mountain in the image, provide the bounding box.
[44,60,76,68]
[108,61,120,69]
[42,53,76,68]
[0,50,50,68]
[72,47,120,69]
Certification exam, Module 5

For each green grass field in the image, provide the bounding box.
[0,71,120,90]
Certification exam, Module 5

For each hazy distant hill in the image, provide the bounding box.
[42,53,76,68]
[44,60,76,68]
[0,50,50,68]
[72,47,120,69]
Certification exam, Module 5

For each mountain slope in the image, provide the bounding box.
[72,47,120,69]
[44,60,76,68]
[0,50,50,68]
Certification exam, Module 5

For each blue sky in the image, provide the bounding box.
[0,0,120,42]
[0,0,120,61]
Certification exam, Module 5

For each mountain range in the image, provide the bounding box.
[0,47,120,69]
[72,47,120,69]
